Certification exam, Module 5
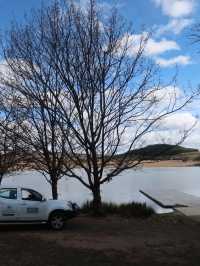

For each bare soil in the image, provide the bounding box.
[1,213,200,266]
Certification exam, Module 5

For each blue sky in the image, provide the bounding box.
[0,0,50,26]
[0,0,200,147]
[118,0,200,89]
[0,0,199,88]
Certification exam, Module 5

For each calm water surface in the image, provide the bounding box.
[2,167,200,213]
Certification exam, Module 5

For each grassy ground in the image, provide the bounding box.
[80,201,155,217]
[1,213,200,266]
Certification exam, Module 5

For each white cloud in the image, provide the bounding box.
[152,85,183,101]
[146,38,180,56]
[183,127,200,148]
[156,18,194,35]
[122,111,200,150]
[123,33,180,57]
[127,111,199,149]
[156,55,191,67]
[161,112,197,130]
[148,86,187,115]
[152,0,196,18]
[118,85,200,151]
[121,33,192,68]
[156,111,199,148]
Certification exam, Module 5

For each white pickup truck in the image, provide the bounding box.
[0,187,79,230]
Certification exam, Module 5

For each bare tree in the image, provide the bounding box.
[0,0,196,211]
[0,92,21,184]
[12,90,68,200]
[0,2,72,199]
[49,0,195,212]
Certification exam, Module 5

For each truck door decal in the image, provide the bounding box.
[27,208,39,214]
[2,212,15,216]
[2,206,15,216]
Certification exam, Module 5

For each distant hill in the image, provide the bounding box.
[116,144,199,161]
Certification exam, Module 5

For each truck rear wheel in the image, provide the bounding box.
[49,212,65,230]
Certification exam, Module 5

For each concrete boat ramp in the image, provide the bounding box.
[140,189,200,220]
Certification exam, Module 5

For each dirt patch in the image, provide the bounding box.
[1,214,200,265]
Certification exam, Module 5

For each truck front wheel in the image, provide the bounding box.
[48,211,65,230]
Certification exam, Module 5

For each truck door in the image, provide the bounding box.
[0,188,18,221]
[19,188,47,221]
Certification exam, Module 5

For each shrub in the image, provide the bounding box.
[80,201,155,218]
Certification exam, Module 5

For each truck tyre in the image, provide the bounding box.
[48,211,65,230]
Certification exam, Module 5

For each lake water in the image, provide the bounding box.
[2,167,200,213]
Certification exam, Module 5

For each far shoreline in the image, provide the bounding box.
[142,160,200,168]
[17,159,200,173]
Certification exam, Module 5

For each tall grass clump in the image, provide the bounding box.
[81,201,155,218]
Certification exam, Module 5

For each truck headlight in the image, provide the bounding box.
[67,201,80,211]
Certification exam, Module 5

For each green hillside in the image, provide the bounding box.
[116,144,199,161]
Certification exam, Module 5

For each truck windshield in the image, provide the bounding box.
[0,188,17,200]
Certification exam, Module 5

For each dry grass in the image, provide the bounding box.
[80,201,155,217]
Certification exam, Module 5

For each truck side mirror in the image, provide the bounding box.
[41,196,46,202]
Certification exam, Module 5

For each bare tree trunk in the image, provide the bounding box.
[51,178,58,200]
[0,173,3,185]
[92,184,102,215]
